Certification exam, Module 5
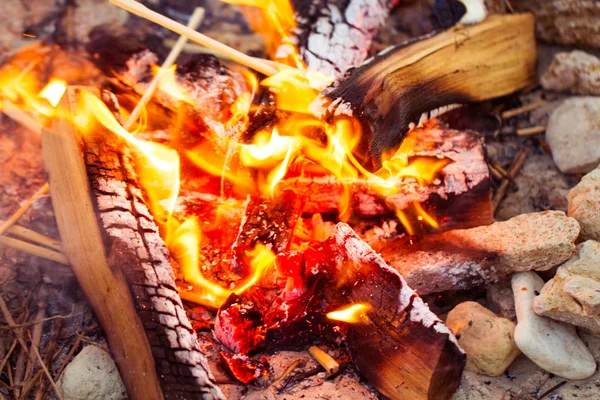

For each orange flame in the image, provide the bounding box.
[38,79,67,107]
[326,303,371,324]
[173,217,276,308]
[76,92,180,228]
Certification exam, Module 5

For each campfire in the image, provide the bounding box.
[2,0,599,399]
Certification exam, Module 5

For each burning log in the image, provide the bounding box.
[370,211,581,295]
[41,87,224,399]
[310,223,465,400]
[289,0,398,77]
[87,37,249,150]
[229,191,305,278]
[318,13,537,163]
[278,122,493,231]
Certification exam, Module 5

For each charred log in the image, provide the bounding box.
[44,87,224,399]
[288,0,398,78]
[317,14,537,164]
[306,223,465,400]
[228,191,304,278]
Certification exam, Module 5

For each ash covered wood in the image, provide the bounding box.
[371,211,580,295]
[277,122,492,231]
[310,223,465,400]
[317,14,537,163]
[289,0,398,78]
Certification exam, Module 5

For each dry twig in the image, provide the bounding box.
[0,235,68,265]
[109,0,284,76]
[0,182,49,237]
[501,100,546,119]
[517,126,546,136]
[492,150,528,213]
[25,303,47,381]
[270,359,301,389]
[27,331,64,400]
[0,220,61,251]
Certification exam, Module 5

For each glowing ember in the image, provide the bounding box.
[326,304,371,324]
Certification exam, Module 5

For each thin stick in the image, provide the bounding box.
[492,150,528,213]
[0,339,17,376]
[25,303,47,381]
[109,0,280,76]
[0,236,69,265]
[517,126,546,136]
[307,346,339,376]
[270,359,300,388]
[27,331,63,400]
[0,183,49,237]
[488,159,515,183]
[124,7,205,129]
[54,337,81,382]
[501,100,546,119]
[1,101,43,134]
[0,220,61,251]
[0,296,29,355]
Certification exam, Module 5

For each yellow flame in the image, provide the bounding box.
[38,79,67,107]
[172,217,277,308]
[153,65,194,105]
[77,92,180,227]
[326,303,371,324]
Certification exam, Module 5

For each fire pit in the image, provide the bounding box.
[1,0,600,399]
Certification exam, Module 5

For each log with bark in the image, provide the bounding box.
[316,13,537,164]
[307,223,466,400]
[42,87,224,399]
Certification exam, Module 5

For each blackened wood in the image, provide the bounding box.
[318,14,537,163]
[229,191,304,279]
[72,88,224,399]
[290,0,398,78]
[317,223,465,400]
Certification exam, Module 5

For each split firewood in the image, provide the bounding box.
[278,122,493,231]
[312,223,465,400]
[41,87,224,399]
[317,13,537,163]
[370,211,580,295]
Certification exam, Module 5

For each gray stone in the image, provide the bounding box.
[541,51,600,95]
[58,345,127,400]
[546,97,600,174]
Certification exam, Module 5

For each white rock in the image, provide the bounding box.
[59,345,127,400]
[569,168,600,241]
[546,97,600,174]
[512,271,596,380]
[541,51,600,95]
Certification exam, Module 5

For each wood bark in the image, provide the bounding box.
[318,13,537,163]
[320,223,466,400]
[43,87,224,399]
